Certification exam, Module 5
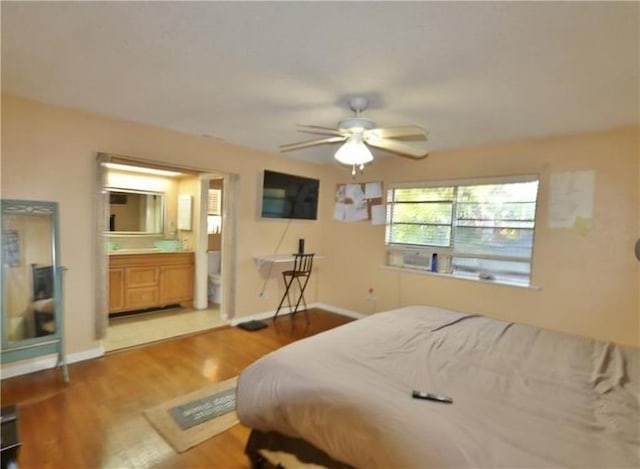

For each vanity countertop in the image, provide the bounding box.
[109,249,193,256]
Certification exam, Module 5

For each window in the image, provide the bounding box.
[207,188,222,234]
[385,176,539,286]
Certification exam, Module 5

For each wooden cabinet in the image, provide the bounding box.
[108,252,194,314]
[108,268,125,311]
[160,264,194,305]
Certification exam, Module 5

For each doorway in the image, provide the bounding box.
[95,154,237,351]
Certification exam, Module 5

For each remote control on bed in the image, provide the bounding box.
[412,390,453,403]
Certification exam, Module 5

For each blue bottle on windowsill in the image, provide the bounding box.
[431,253,438,272]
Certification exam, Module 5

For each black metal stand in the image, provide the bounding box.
[273,254,314,324]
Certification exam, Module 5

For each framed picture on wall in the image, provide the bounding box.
[2,229,20,268]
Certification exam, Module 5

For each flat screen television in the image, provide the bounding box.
[261,170,320,220]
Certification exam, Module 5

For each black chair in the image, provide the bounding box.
[273,253,315,323]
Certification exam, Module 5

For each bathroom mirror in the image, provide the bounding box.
[1,199,68,380]
[106,188,165,235]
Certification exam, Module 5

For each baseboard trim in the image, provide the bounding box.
[313,303,366,320]
[1,344,105,380]
[229,308,291,326]
[229,303,364,326]
[2,304,363,379]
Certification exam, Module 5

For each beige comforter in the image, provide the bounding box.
[237,305,639,468]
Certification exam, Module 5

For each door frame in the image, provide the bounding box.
[94,153,237,339]
[196,173,237,320]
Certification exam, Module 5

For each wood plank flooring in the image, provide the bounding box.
[1,309,353,469]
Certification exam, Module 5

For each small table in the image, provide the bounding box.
[1,405,20,469]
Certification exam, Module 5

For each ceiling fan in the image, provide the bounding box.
[280,96,429,175]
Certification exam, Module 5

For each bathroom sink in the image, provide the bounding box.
[109,248,161,255]
[154,239,182,251]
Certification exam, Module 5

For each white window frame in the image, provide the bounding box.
[385,174,540,286]
[207,188,222,234]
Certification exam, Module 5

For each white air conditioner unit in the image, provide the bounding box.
[402,253,430,270]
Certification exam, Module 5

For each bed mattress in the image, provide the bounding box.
[237,305,639,468]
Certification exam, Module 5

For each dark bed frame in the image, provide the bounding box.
[245,430,353,469]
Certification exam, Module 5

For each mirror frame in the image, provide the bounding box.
[105,187,165,236]
[1,199,68,381]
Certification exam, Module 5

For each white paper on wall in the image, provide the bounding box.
[346,184,365,204]
[333,202,347,221]
[334,181,383,223]
[371,205,386,225]
[345,201,369,222]
[364,182,383,199]
[548,170,595,229]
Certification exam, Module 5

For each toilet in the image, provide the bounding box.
[207,251,222,304]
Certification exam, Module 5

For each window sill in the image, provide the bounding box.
[381,265,541,291]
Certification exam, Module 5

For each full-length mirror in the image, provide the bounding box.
[2,205,56,341]
[106,188,164,234]
[1,199,68,380]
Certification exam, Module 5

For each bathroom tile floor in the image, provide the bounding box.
[104,304,227,352]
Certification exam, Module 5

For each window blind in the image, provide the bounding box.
[386,177,539,285]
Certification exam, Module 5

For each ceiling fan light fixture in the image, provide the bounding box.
[337,118,375,132]
[334,134,374,166]
[280,95,429,168]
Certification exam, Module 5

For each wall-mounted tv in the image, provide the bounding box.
[261,170,320,220]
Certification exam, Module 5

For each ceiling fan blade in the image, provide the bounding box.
[296,124,348,137]
[280,136,346,152]
[364,125,428,140]
[364,135,429,159]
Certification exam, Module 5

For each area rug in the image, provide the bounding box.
[143,376,239,453]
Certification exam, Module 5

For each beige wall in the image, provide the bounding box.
[1,94,638,365]
[319,127,640,346]
[1,94,333,357]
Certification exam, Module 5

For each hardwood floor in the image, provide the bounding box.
[1,309,353,469]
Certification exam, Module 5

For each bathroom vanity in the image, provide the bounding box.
[108,251,194,314]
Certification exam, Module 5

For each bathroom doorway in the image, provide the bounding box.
[205,177,224,311]
[95,154,237,351]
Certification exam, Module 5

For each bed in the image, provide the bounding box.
[236,305,639,468]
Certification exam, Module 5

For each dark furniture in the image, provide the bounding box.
[31,264,53,300]
[1,405,20,469]
[245,430,352,469]
[273,253,314,323]
[31,264,56,337]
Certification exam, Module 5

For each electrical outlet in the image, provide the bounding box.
[367,287,376,302]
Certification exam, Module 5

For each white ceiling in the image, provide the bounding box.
[2,2,638,164]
